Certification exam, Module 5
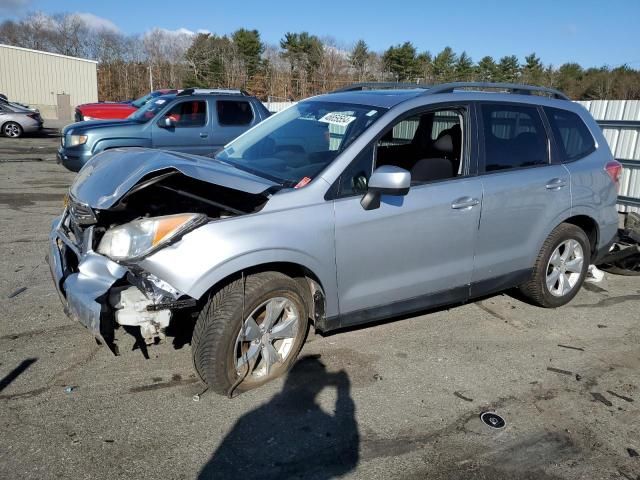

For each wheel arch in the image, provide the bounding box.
[195,261,329,327]
[562,214,599,261]
[531,211,600,268]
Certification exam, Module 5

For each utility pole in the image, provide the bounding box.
[149,64,154,91]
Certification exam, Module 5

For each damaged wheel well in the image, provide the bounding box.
[202,262,326,326]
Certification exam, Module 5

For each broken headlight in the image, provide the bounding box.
[97,213,207,261]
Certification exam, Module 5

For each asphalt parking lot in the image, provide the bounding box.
[1,132,639,480]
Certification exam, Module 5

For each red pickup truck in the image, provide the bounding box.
[74,89,178,121]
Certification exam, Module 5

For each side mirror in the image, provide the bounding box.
[361,165,411,211]
[159,116,175,128]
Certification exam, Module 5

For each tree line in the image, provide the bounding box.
[2,12,639,101]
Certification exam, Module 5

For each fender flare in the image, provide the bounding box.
[529,206,600,266]
[182,248,338,318]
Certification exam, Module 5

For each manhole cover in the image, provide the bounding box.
[480,412,506,429]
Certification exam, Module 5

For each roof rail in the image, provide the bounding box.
[177,88,250,97]
[422,82,570,100]
[331,82,429,93]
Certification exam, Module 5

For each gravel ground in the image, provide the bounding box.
[1,133,639,480]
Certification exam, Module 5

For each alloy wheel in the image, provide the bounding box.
[546,239,584,297]
[4,123,21,138]
[234,297,301,379]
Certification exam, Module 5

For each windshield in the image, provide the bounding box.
[131,91,160,109]
[128,95,175,122]
[216,101,385,186]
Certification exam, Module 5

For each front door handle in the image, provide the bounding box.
[199,132,208,138]
[451,197,480,210]
[545,178,567,190]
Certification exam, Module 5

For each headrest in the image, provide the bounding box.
[434,132,453,153]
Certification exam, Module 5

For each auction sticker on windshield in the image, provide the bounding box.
[319,112,356,127]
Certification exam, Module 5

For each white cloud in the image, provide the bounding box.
[144,27,211,38]
[72,12,120,33]
[154,27,195,36]
[20,11,120,33]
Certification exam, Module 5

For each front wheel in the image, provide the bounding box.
[192,272,309,395]
[520,223,590,308]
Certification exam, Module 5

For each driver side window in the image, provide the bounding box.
[377,109,464,184]
[163,100,207,127]
[336,107,466,198]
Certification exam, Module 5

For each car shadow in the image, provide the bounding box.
[28,128,62,138]
[197,355,360,480]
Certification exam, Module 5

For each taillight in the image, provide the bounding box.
[27,113,39,120]
[605,160,622,191]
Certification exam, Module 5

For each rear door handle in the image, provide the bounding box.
[199,132,208,138]
[451,197,480,210]
[545,178,567,190]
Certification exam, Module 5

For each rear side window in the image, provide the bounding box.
[217,100,254,126]
[481,104,549,172]
[544,107,596,162]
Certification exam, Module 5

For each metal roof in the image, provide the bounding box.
[0,43,98,64]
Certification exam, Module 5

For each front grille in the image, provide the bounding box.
[68,197,97,226]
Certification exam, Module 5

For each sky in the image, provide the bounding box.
[1,0,639,68]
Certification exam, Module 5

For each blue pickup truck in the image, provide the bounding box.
[57,88,271,172]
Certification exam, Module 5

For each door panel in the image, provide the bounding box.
[151,99,212,155]
[334,178,482,317]
[472,102,571,288]
[473,165,571,286]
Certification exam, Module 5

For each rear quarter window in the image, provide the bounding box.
[544,107,596,162]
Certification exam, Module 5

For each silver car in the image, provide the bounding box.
[0,101,43,137]
[47,82,620,395]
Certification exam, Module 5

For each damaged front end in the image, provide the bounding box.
[47,149,279,353]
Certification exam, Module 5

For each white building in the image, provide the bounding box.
[0,44,98,120]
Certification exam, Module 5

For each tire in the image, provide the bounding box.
[192,272,309,395]
[2,121,23,138]
[519,223,590,308]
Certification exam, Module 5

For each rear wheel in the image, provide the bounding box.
[520,223,590,307]
[2,122,23,138]
[192,272,309,395]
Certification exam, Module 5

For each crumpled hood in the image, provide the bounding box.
[70,148,279,209]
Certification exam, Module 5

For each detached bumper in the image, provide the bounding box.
[47,216,127,350]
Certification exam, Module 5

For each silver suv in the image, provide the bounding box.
[47,82,621,396]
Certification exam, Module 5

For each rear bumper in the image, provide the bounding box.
[47,215,127,349]
[22,120,43,133]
